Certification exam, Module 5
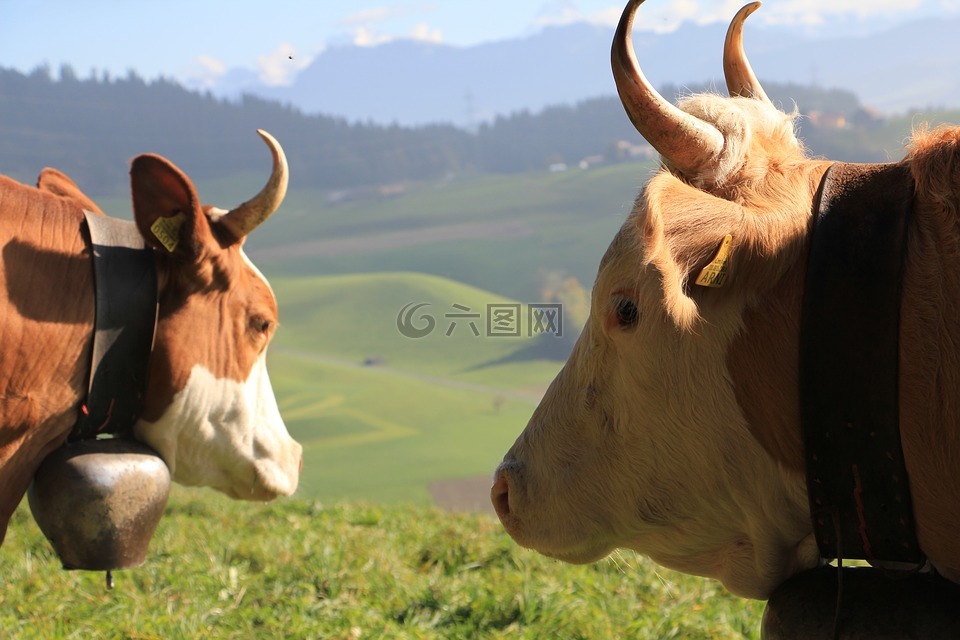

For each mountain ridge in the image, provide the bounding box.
[198,17,960,126]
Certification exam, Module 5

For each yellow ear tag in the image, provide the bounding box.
[150,213,186,253]
[695,234,733,288]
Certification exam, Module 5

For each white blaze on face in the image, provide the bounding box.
[134,358,301,501]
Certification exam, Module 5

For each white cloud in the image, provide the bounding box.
[256,43,316,87]
[630,0,702,33]
[535,0,935,35]
[352,26,393,47]
[772,0,921,24]
[352,22,443,47]
[532,2,582,28]
[196,54,226,76]
[410,23,443,43]
[532,1,702,33]
[343,7,395,26]
[342,4,440,46]
[185,54,227,90]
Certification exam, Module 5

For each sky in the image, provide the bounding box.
[3,0,959,90]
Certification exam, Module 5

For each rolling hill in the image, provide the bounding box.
[267,271,564,505]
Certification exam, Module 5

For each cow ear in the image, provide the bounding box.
[640,177,752,327]
[37,168,105,215]
[130,154,220,262]
[642,175,803,326]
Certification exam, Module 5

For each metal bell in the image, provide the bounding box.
[27,438,170,572]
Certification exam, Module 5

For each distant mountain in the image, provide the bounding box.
[199,17,960,126]
[0,59,934,197]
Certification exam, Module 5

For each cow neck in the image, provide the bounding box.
[69,211,158,442]
[799,161,924,568]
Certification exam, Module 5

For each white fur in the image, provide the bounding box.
[134,356,301,500]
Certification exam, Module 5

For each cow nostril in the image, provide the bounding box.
[490,473,511,519]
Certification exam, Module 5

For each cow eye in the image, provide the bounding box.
[250,315,272,336]
[612,296,639,329]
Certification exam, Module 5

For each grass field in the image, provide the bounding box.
[0,491,764,639]
[243,162,650,303]
[267,271,563,504]
[243,165,647,505]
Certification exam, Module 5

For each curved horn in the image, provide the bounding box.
[611,0,724,176]
[220,129,289,240]
[724,2,772,104]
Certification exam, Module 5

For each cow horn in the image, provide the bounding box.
[612,0,724,177]
[724,2,772,104]
[220,129,288,240]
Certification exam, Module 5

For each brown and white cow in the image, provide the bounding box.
[492,0,960,599]
[0,130,302,545]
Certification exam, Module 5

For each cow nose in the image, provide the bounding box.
[491,471,511,519]
[493,458,527,521]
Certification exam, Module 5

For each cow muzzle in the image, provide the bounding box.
[490,461,517,522]
[492,455,617,565]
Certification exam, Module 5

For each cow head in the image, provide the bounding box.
[129,130,302,501]
[492,1,832,598]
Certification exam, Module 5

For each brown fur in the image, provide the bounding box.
[896,126,960,582]
[36,168,105,215]
[0,175,94,544]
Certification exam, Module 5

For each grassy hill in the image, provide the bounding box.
[83,163,637,514]
[244,164,640,506]
[1,492,764,639]
[244,162,649,303]
[93,159,646,303]
[268,271,563,504]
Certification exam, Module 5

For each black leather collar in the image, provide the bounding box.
[69,211,157,442]
[799,162,924,566]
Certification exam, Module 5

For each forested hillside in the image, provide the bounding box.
[0,64,938,195]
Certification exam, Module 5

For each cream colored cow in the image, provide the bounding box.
[493,0,960,598]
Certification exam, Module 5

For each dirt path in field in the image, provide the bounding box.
[251,220,532,260]
[429,475,497,516]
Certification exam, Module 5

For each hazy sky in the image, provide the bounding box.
[3,0,958,89]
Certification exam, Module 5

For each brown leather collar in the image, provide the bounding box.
[799,161,924,566]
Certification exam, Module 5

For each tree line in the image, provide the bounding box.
[0,64,890,195]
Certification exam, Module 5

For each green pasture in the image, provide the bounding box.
[0,493,764,639]
[271,271,567,376]
[243,164,636,506]
[267,271,563,503]
[88,165,631,514]
[245,162,650,302]
[97,161,643,310]
[272,351,550,504]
